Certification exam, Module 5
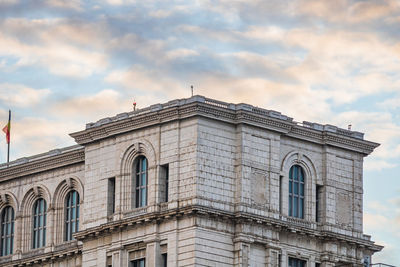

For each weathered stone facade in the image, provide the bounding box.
[0,96,382,267]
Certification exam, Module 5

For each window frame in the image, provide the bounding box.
[288,165,305,219]
[0,206,14,256]
[160,164,169,203]
[32,198,47,249]
[135,156,148,208]
[288,257,306,267]
[65,190,80,241]
[130,258,146,267]
[108,177,116,215]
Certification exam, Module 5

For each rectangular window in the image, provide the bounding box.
[289,166,305,219]
[160,164,169,202]
[162,253,167,267]
[316,263,320,267]
[279,176,283,213]
[108,178,116,215]
[135,157,148,208]
[130,258,145,267]
[316,185,322,222]
[106,255,112,267]
[289,257,306,267]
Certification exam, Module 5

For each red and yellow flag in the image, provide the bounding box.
[2,112,10,144]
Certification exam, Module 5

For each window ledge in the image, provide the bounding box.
[123,206,148,218]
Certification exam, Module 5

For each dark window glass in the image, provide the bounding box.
[33,198,47,248]
[108,178,116,215]
[107,255,112,267]
[316,185,322,222]
[0,206,14,256]
[162,253,167,267]
[161,165,169,203]
[135,157,148,208]
[289,257,306,267]
[289,165,305,218]
[130,258,145,267]
[279,176,283,213]
[65,190,80,241]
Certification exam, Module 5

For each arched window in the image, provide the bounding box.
[135,156,148,208]
[65,190,80,241]
[1,206,14,256]
[32,198,46,249]
[289,165,305,219]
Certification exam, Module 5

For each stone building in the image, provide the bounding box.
[0,96,382,267]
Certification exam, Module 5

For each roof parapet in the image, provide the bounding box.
[83,95,364,140]
[0,145,83,170]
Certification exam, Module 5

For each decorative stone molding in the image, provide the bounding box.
[118,140,157,211]
[20,185,52,252]
[53,177,84,244]
[0,192,18,213]
[73,203,382,253]
[0,242,82,266]
[0,146,84,182]
[70,96,379,155]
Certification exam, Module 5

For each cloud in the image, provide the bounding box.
[289,0,400,24]
[0,18,109,78]
[103,0,136,5]
[108,33,167,62]
[0,0,18,5]
[105,66,186,97]
[52,89,132,120]
[2,116,79,159]
[364,197,400,263]
[165,49,199,60]
[44,0,82,11]
[364,159,397,171]
[378,96,400,110]
[0,83,51,107]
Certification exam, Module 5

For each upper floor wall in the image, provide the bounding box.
[0,95,379,259]
[0,146,84,256]
[82,118,199,228]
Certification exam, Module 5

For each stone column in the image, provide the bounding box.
[266,247,280,267]
[321,262,335,267]
[111,250,128,267]
[46,204,55,249]
[234,240,250,267]
[13,211,22,260]
[146,241,162,267]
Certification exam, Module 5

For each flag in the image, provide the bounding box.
[2,112,10,144]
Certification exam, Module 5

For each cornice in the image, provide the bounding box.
[70,96,379,155]
[0,242,82,267]
[0,147,84,182]
[74,204,382,252]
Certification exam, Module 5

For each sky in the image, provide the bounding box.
[0,0,399,264]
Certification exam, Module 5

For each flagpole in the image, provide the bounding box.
[7,110,10,164]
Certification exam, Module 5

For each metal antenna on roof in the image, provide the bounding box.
[191,85,193,97]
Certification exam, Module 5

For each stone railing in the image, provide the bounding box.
[283,216,315,229]
[21,248,45,258]
[159,202,169,212]
[123,206,148,218]
[83,95,365,141]
[0,255,12,264]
